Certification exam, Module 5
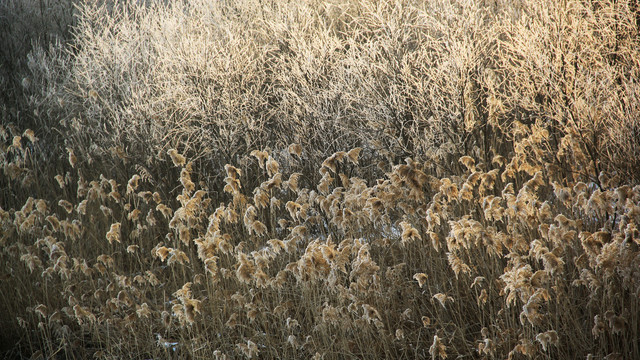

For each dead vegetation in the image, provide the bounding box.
[1,0,639,358]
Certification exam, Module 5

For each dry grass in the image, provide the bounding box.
[2,0,640,358]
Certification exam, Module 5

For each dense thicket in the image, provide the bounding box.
[2,0,639,358]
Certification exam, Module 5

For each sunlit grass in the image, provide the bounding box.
[2,0,640,359]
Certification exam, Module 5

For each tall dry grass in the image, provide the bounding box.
[2,0,640,358]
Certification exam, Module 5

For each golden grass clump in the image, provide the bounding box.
[429,334,447,359]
